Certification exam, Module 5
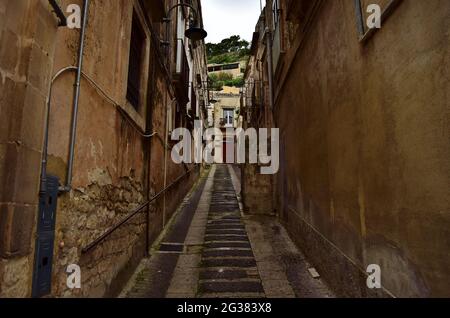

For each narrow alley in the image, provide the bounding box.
[0,0,449,302]
[121,165,334,298]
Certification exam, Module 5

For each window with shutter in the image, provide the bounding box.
[126,11,146,110]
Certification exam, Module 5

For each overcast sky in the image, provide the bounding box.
[202,0,265,44]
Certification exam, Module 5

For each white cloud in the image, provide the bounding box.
[202,0,264,44]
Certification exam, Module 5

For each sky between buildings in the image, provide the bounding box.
[202,0,265,44]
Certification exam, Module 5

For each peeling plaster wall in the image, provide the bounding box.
[53,176,147,297]
[275,0,450,297]
[43,0,148,297]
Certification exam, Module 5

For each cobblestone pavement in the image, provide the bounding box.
[121,165,335,298]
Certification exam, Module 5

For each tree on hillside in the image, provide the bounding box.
[206,35,250,60]
[207,35,250,89]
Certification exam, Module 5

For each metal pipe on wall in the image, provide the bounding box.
[265,27,274,114]
[40,0,90,195]
[40,67,77,196]
[62,0,90,193]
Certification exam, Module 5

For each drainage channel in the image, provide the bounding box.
[198,165,265,298]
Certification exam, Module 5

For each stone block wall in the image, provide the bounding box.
[0,0,203,297]
[43,0,200,298]
[242,164,274,216]
[0,0,59,297]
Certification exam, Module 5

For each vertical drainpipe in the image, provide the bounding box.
[265,19,276,216]
[265,27,274,117]
[163,94,171,229]
[162,2,172,229]
[163,93,167,228]
[61,0,90,192]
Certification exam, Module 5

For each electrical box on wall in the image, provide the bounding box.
[32,175,59,298]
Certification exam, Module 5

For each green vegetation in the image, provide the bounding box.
[206,35,250,64]
[209,73,245,91]
[207,35,249,90]
[207,51,248,65]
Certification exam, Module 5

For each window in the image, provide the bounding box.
[272,0,281,28]
[223,109,234,127]
[208,63,240,73]
[223,63,240,71]
[127,11,146,110]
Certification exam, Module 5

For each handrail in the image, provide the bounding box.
[81,166,198,254]
[48,0,67,27]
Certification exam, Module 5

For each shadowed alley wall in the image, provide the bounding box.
[274,0,449,297]
[244,0,449,297]
[0,0,206,297]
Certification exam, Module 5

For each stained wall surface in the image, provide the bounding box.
[274,0,449,297]
[0,0,204,297]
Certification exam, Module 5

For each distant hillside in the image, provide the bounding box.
[206,35,250,65]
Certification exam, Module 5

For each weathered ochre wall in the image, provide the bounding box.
[242,164,274,215]
[275,0,449,297]
[44,0,198,297]
[0,0,59,297]
[0,0,199,298]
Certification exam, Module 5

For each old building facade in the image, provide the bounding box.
[208,61,245,79]
[0,0,208,297]
[244,0,449,297]
[210,89,242,164]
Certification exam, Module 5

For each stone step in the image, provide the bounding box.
[203,249,254,258]
[204,237,249,243]
[201,258,257,268]
[206,225,246,230]
[204,242,252,249]
[199,269,253,280]
[205,229,247,235]
[199,281,264,294]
